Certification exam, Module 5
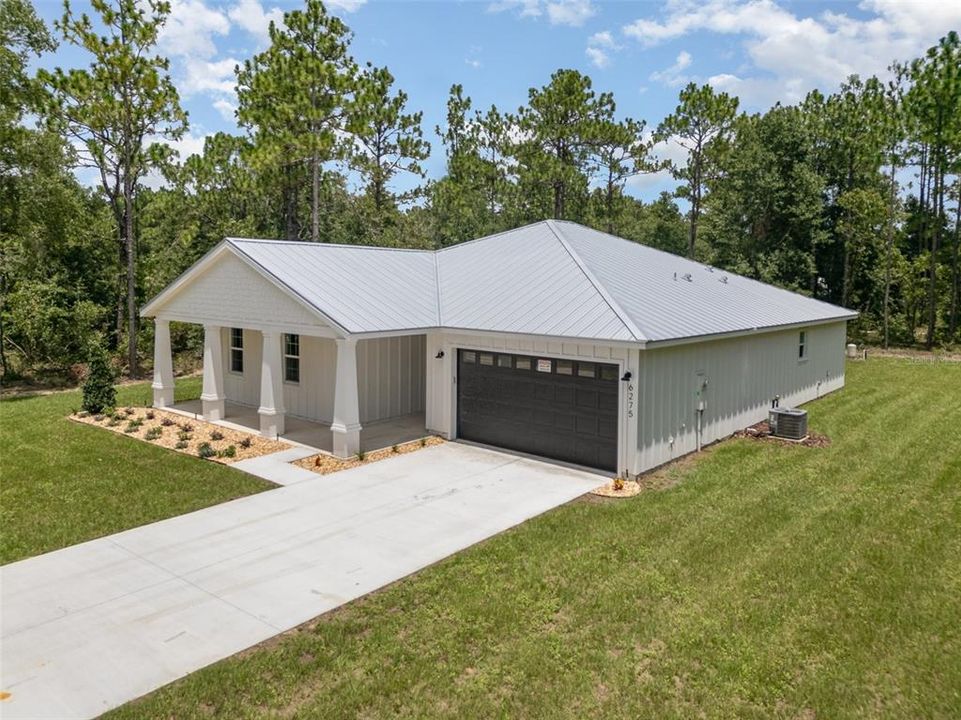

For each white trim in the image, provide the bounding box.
[641,316,854,349]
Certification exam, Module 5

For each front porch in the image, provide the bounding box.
[166,400,428,455]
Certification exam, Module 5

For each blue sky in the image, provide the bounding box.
[33,0,961,200]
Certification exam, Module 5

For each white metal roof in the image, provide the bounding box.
[148,220,856,344]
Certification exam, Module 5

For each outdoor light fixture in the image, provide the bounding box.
[621,371,632,382]
[435,350,445,359]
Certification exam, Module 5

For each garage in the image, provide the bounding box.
[456,349,619,472]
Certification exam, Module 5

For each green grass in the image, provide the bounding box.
[0,377,273,564]
[101,359,961,719]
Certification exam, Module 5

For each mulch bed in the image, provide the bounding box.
[71,407,290,464]
[733,420,831,448]
[591,479,642,498]
[294,435,446,475]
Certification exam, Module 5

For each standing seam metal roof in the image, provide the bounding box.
[181,220,855,343]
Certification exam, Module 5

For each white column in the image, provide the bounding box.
[151,318,175,408]
[258,330,286,438]
[331,337,362,457]
[200,324,225,421]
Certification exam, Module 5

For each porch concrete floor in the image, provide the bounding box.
[169,400,429,454]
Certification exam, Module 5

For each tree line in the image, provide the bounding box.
[1,0,959,382]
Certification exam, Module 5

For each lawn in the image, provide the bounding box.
[0,377,273,564]
[104,358,961,720]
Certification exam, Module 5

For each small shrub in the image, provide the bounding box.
[106,417,121,427]
[239,437,252,449]
[144,427,162,441]
[177,430,192,442]
[419,437,427,448]
[145,410,155,420]
[197,442,216,459]
[391,444,399,453]
[209,430,225,441]
[93,414,105,422]
[612,476,625,491]
[218,445,236,459]
[81,342,116,414]
[356,450,367,462]
[123,418,143,433]
[160,417,175,427]
[179,422,194,432]
[175,440,188,449]
[123,407,135,416]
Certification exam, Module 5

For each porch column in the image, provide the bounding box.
[258,330,286,438]
[200,324,225,421]
[151,318,175,408]
[331,337,362,458]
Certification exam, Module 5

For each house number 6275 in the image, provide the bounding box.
[627,383,635,418]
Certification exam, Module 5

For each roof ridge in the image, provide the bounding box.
[226,237,433,254]
[433,220,552,254]
[432,252,444,326]
[544,220,648,343]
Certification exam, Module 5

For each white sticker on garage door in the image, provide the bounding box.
[536,358,552,373]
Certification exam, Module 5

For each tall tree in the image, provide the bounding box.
[906,32,961,347]
[656,82,739,258]
[348,63,429,240]
[513,69,614,221]
[40,0,186,375]
[236,0,356,242]
[588,117,658,234]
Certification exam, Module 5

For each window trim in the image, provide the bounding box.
[283,333,300,384]
[798,330,808,362]
[229,328,244,374]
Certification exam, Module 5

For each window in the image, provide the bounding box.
[479,353,494,366]
[798,330,808,361]
[284,333,300,383]
[497,354,512,368]
[515,357,531,371]
[577,362,596,378]
[600,365,618,381]
[556,360,573,375]
[462,350,476,363]
[229,328,244,373]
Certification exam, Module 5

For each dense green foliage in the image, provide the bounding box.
[104,358,961,719]
[80,340,115,412]
[0,376,271,564]
[1,1,959,382]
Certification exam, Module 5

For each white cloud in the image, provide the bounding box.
[488,0,596,26]
[213,98,238,121]
[586,28,620,68]
[546,0,595,27]
[325,0,367,11]
[621,0,961,108]
[649,50,693,86]
[589,30,617,48]
[465,57,483,68]
[181,57,240,96]
[585,46,610,68]
[228,0,285,44]
[158,0,230,59]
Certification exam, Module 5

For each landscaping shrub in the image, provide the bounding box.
[81,342,116,414]
[144,427,162,441]
[239,437,252,449]
[175,440,188,450]
[197,442,216,459]
[218,445,236,459]
[160,417,175,427]
[209,430,224,441]
[123,419,142,433]
[146,410,155,420]
[179,422,193,432]
[177,430,191,442]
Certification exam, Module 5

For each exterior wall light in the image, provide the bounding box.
[435,350,445,359]
[621,371,632,382]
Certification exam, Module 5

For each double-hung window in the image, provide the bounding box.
[284,333,300,383]
[798,330,808,361]
[229,328,244,373]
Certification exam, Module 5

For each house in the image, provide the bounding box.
[142,220,856,475]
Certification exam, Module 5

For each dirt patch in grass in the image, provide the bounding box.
[294,435,445,475]
[734,420,831,448]
[71,407,289,463]
[591,479,642,498]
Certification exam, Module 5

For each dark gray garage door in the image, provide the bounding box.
[457,349,619,472]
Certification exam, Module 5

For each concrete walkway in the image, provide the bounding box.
[0,443,602,719]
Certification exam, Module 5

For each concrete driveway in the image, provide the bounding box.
[0,443,601,719]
